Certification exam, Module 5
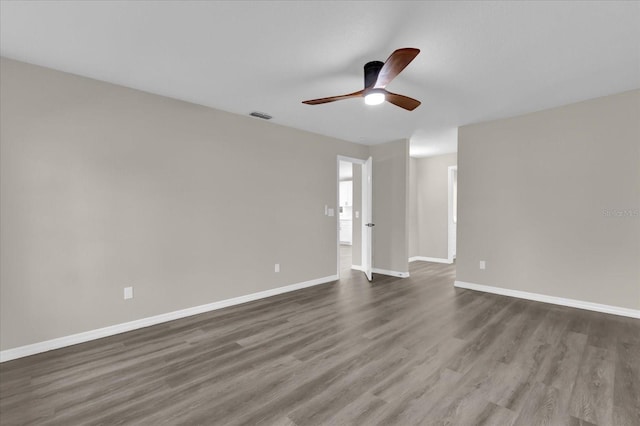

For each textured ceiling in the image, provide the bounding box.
[1,1,639,157]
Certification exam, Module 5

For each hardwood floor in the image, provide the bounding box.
[1,259,638,425]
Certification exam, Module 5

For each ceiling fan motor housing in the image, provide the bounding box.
[364,61,384,89]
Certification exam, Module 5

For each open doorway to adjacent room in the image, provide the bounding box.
[336,156,371,279]
[448,165,458,262]
[338,160,354,276]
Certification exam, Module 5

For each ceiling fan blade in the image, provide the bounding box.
[384,91,421,111]
[302,90,364,105]
[374,48,420,89]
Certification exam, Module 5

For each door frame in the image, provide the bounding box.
[336,155,369,277]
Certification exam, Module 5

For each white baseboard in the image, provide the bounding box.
[454,281,640,319]
[0,274,339,363]
[372,268,410,278]
[351,264,364,272]
[409,256,453,264]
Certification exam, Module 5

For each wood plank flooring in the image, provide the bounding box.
[1,252,638,425]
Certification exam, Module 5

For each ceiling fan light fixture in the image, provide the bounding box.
[302,48,420,111]
[364,91,385,106]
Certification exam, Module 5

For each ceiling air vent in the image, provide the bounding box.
[249,111,272,120]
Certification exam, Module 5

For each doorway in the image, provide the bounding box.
[337,156,373,280]
[448,165,458,262]
[338,161,354,275]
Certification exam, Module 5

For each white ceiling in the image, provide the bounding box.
[1,1,639,157]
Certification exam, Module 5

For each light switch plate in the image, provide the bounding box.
[479,261,486,270]
[328,208,334,217]
[124,286,134,300]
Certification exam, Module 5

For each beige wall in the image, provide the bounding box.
[0,58,375,350]
[457,90,640,310]
[370,139,410,274]
[409,153,458,259]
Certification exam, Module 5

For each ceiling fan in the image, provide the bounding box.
[302,48,421,111]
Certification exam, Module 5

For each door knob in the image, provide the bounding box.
[365,223,375,227]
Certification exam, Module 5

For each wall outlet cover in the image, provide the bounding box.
[274,263,280,273]
[479,261,486,270]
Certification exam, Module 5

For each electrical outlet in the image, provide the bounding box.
[479,261,486,270]
[275,263,280,273]
[124,286,134,300]
[355,211,360,219]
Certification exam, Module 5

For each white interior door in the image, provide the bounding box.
[362,156,373,281]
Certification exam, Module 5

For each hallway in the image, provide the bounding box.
[340,244,353,276]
